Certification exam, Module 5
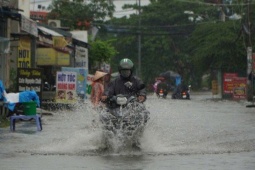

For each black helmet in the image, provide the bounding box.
[118,58,134,78]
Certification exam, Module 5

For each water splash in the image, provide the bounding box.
[2,94,255,157]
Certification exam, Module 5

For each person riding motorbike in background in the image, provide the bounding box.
[101,58,146,103]
[156,78,168,98]
[172,80,190,99]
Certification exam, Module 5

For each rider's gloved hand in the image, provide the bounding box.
[138,95,146,103]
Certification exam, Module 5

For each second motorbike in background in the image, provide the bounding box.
[172,84,191,100]
[157,88,168,99]
[156,80,168,99]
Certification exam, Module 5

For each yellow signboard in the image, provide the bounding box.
[36,48,70,66]
[18,37,31,68]
[36,48,56,65]
[212,80,218,95]
[56,51,70,65]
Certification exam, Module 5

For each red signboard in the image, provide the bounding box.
[232,77,247,99]
[253,53,255,72]
[223,73,238,94]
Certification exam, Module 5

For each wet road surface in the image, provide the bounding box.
[1,91,255,170]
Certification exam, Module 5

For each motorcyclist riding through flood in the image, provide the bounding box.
[100,58,150,150]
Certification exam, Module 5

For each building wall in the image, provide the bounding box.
[7,0,20,89]
[1,0,37,89]
[18,0,30,17]
[30,11,48,23]
[0,19,8,84]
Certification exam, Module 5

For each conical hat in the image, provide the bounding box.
[93,71,107,81]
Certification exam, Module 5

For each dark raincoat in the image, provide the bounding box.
[103,75,146,98]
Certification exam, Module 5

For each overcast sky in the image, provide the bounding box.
[30,0,150,18]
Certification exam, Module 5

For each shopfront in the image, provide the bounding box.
[35,25,73,101]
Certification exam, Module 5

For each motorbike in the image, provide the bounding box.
[99,85,149,151]
[172,85,191,100]
[157,88,167,99]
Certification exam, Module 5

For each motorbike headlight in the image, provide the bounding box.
[116,96,128,105]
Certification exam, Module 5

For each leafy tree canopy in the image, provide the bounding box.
[188,21,246,73]
[47,0,115,30]
[102,0,254,88]
[88,38,118,73]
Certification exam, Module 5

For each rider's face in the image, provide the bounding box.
[120,69,131,78]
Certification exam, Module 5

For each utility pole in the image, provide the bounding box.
[247,0,252,47]
[137,0,141,77]
[246,0,254,107]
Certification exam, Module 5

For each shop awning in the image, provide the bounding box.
[38,26,63,36]
[37,26,70,52]
[0,7,21,21]
[37,23,72,38]
[21,15,38,37]
[71,31,88,48]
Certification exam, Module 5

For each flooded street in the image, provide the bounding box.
[1,91,255,170]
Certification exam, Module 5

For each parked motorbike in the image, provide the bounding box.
[99,85,149,151]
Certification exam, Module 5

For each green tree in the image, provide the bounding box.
[104,0,201,84]
[47,0,117,71]
[189,21,246,71]
[88,39,118,73]
[103,0,254,89]
[47,0,115,30]
[187,20,248,87]
[184,0,255,88]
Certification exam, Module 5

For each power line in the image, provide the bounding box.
[94,19,228,30]
[30,0,255,6]
[30,0,150,3]
[114,9,136,13]
[30,0,52,4]
[178,0,255,6]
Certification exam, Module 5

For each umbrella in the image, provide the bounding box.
[159,70,182,86]
[159,70,180,79]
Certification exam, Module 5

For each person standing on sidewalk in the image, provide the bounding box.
[90,71,107,107]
